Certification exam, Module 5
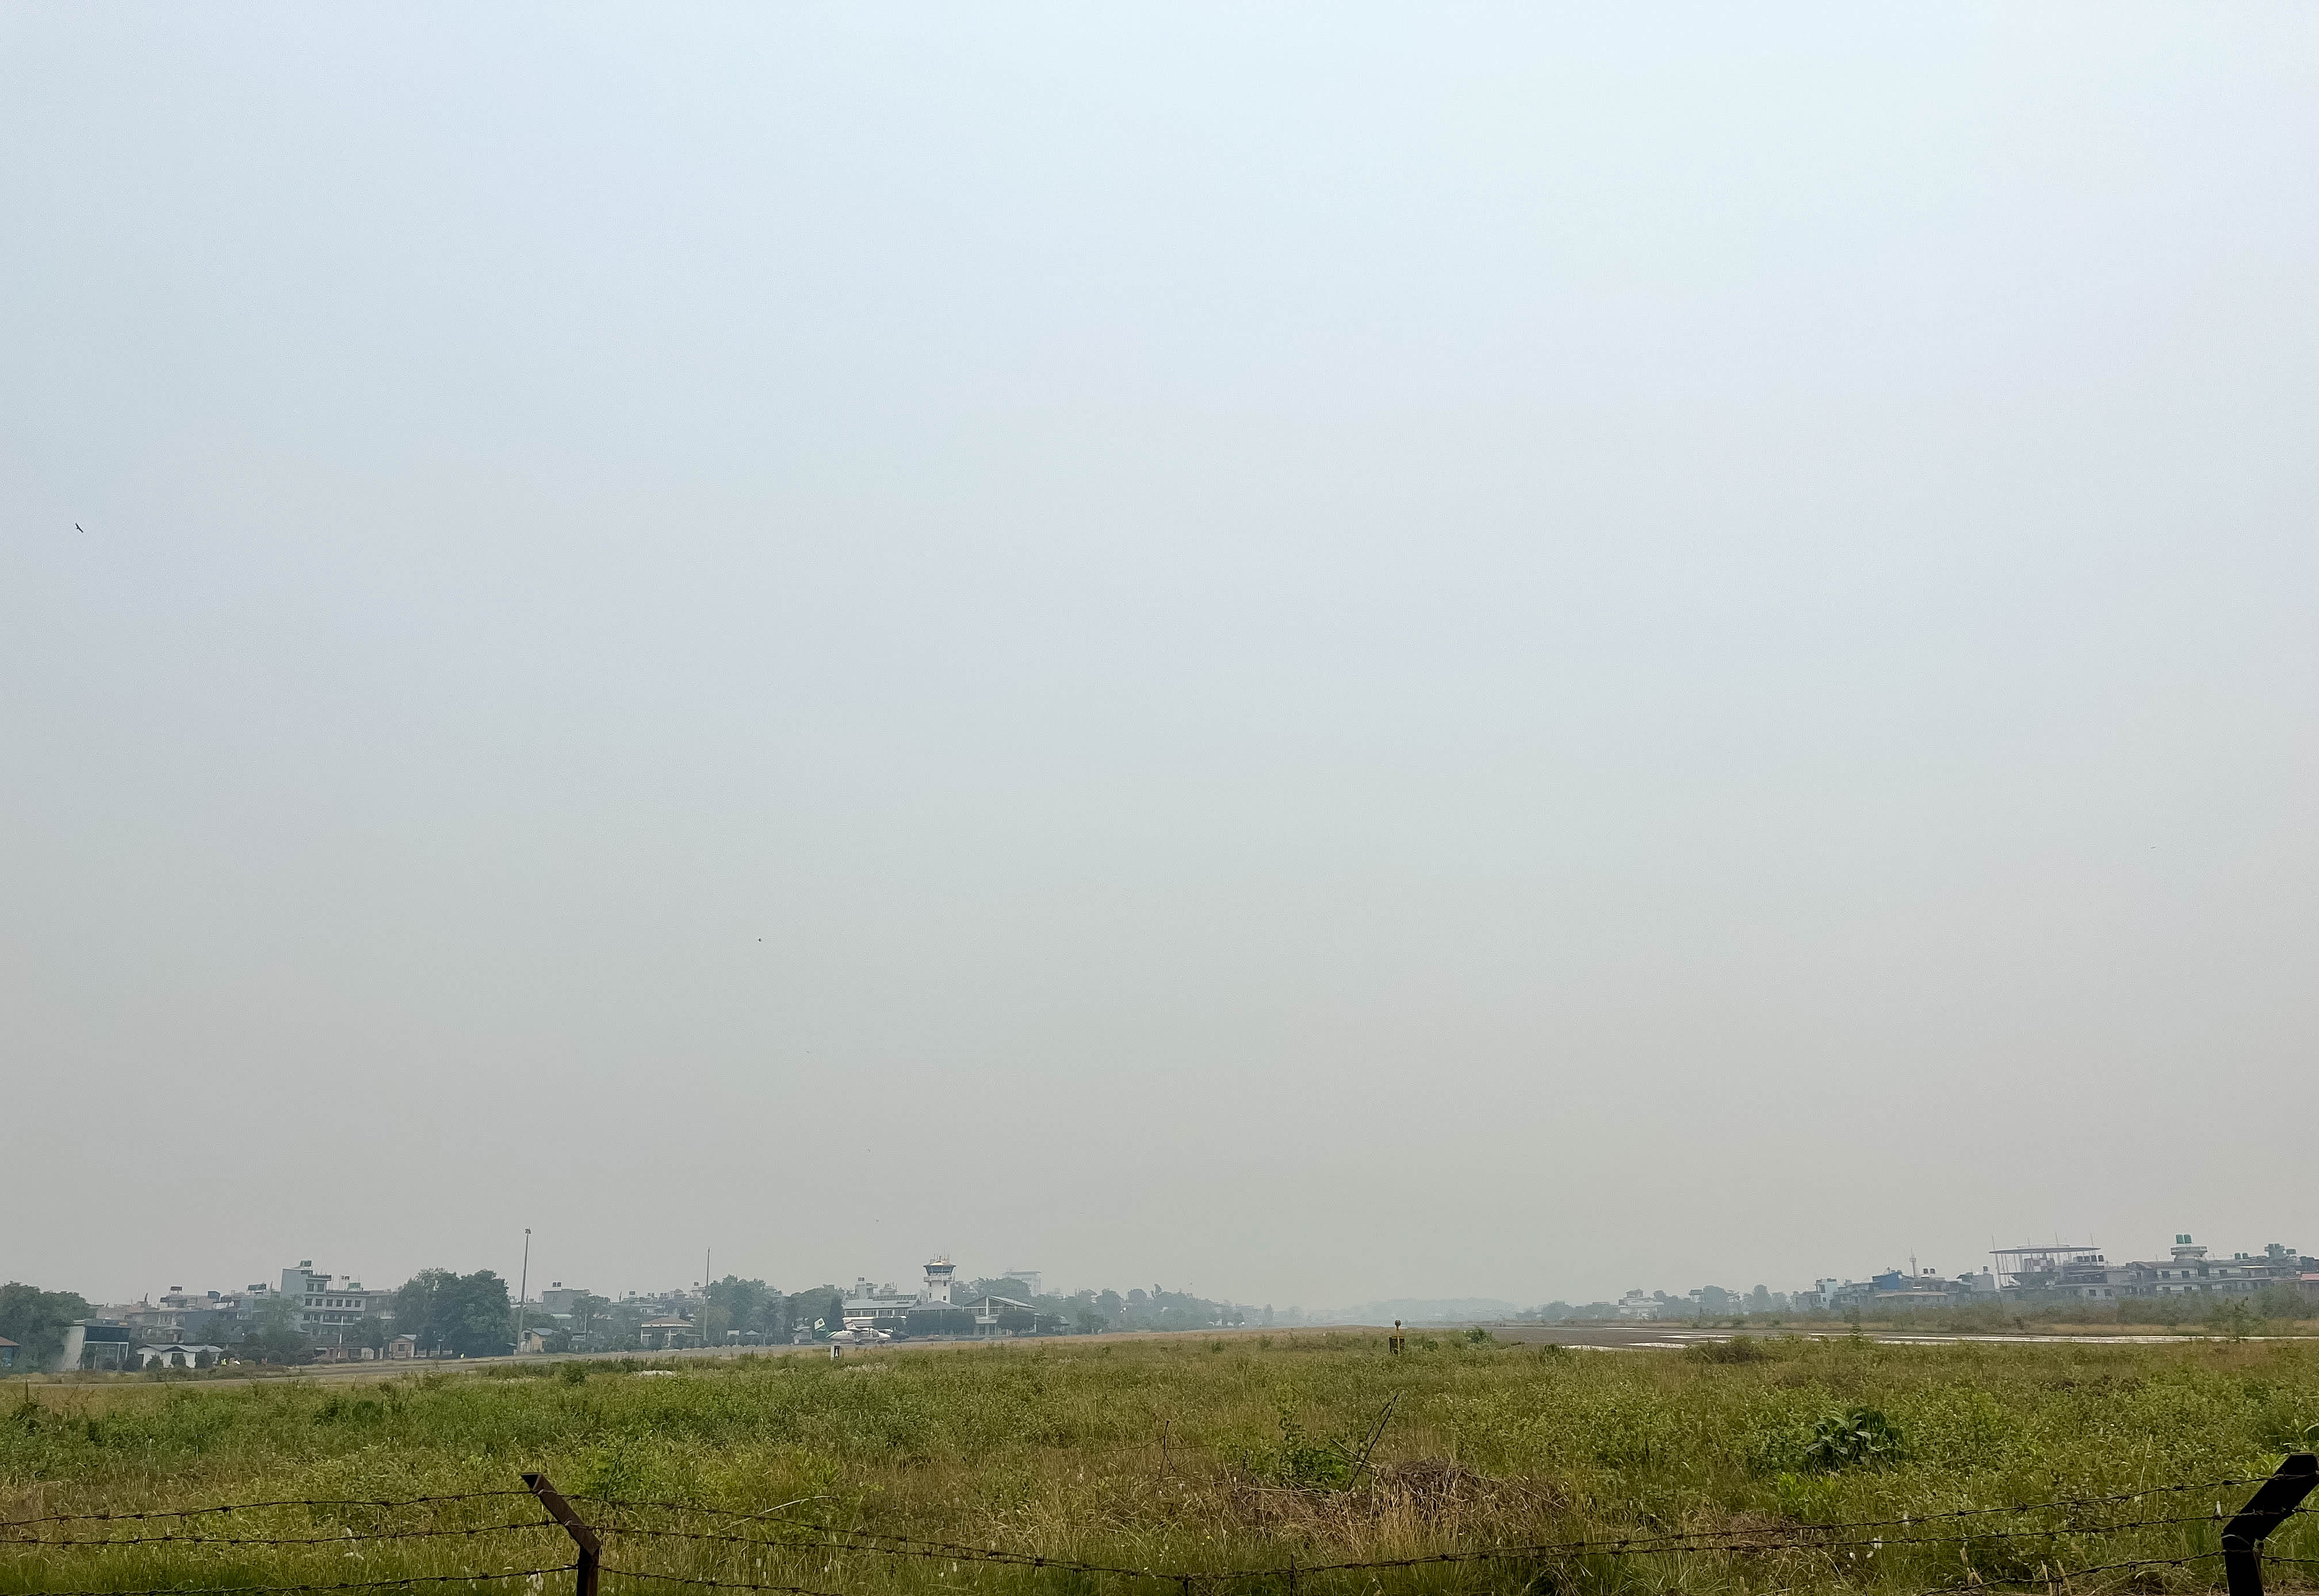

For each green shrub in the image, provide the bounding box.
[1805,1404,1905,1470]
[1257,1399,1354,1490]
[1688,1334,1771,1364]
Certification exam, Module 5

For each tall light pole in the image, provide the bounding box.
[516,1228,531,1354]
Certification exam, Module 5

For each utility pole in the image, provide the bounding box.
[516,1228,531,1353]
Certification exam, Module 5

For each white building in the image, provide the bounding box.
[54,1322,135,1372]
[278,1262,391,1346]
[841,1276,917,1332]
[135,1343,224,1370]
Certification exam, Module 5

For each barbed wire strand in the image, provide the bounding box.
[1,1519,557,1550]
[604,1473,2274,1540]
[1246,1502,2310,1578]
[0,1492,534,1530]
[587,1556,2222,1596]
[586,1499,2297,1584]
[591,1523,1157,1578]
[5,1475,2301,1589]
[1902,1550,2224,1593]
[596,1566,932,1596]
[580,1477,2277,1583]
[592,1505,1168,1578]
[594,1498,1137,1560]
[30,1473,2245,1543]
[38,1567,579,1596]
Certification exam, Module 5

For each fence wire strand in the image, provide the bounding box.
[597,1567,851,1596]
[1234,1502,2303,1578]
[0,1492,534,1530]
[1900,1549,2224,1591]
[580,1491,2299,1583]
[2,1519,557,1549]
[5,1471,2309,1593]
[596,1521,1155,1578]
[42,1567,579,1596]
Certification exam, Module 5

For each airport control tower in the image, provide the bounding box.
[921,1256,955,1304]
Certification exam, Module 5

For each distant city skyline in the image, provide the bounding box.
[49,1223,2302,1324]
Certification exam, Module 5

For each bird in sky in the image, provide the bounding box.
[76,523,85,533]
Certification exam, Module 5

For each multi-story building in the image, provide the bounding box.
[1988,1235,2313,1303]
[114,1287,244,1345]
[1991,1244,2125,1299]
[278,1262,392,1349]
[2121,1236,2308,1299]
[1865,1268,1966,1308]
[962,1294,1038,1336]
[56,1322,136,1372]
[841,1276,918,1334]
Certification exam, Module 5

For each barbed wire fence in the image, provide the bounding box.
[2,1455,2312,1596]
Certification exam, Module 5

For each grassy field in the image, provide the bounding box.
[7,1330,2319,1594]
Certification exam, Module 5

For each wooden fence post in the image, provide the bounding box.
[2222,1452,2317,1596]
[525,1471,602,1596]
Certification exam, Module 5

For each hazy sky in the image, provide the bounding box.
[5,5,2316,1311]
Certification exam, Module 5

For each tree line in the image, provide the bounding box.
[1,1268,1273,1372]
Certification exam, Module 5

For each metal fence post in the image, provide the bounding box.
[2222,1452,2317,1596]
[525,1471,602,1596]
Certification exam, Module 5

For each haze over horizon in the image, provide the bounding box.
[5,5,2316,1311]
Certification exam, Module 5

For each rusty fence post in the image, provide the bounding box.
[525,1471,602,1596]
[2222,1452,2317,1596]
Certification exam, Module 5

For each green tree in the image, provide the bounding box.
[0,1283,91,1370]
[238,1295,312,1365]
[603,1299,650,1350]
[2253,1283,2305,1322]
[2207,1296,2259,1341]
[393,1270,460,1354]
[707,1276,783,1340]
[443,1270,512,1356]
[391,1269,512,1357]
[567,1293,612,1339]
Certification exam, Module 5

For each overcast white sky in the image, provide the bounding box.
[4,5,2316,1311]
